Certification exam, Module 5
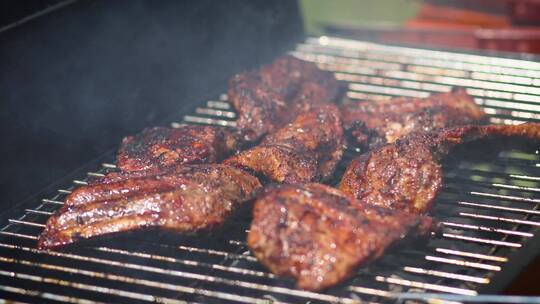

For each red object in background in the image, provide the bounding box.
[327,0,540,55]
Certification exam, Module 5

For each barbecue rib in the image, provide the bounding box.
[248,183,432,291]
[224,103,344,183]
[342,88,488,150]
[38,164,261,249]
[228,55,342,142]
[340,123,540,214]
[116,126,239,172]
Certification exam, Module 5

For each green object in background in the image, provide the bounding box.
[299,0,421,35]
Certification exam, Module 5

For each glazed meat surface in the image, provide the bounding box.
[342,88,488,150]
[225,104,344,183]
[248,183,432,291]
[38,165,261,249]
[340,123,540,214]
[117,126,239,172]
[228,55,342,142]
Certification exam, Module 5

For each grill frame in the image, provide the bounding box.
[1,35,540,303]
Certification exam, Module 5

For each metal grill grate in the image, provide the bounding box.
[1,36,540,303]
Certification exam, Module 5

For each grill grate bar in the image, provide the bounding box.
[24,209,53,216]
[0,256,271,304]
[375,276,477,295]
[0,268,176,304]
[0,242,361,304]
[177,245,257,262]
[441,221,534,237]
[293,50,540,100]
[510,174,540,181]
[470,192,540,204]
[8,219,45,228]
[435,248,508,262]
[458,201,540,216]
[403,266,489,284]
[459,212,540,226]
[441,233,522,248]
[0,284,102,304]
[425,256,501,271]
[183,115,237,127]
[41,199,63,205]
[0,231,38,240]
[206,100,231,110]
[491,183,540,193]
[1,229,505,300]
[195,108,236,119]
[303,37,540,75]
[93,246,276,279]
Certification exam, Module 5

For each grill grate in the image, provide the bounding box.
[1,36,540,303]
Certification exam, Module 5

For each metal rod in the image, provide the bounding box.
[303,36,540,74]
[0,266,185,304]
[42,198,63,205]
[0,284,100,304]
[425,255,501,271]
[177,245,258,262]
[183,115,237,127]
[0,243,360,304]
[403,266,489,284]
[459,212,540,226]
[442,233,522,248]
[206,100,231,110]
[375,276,477,295]
[0,256,271,304]
[458,201,540,216]
[195,107,236,119]
[8,219,46,228]
[441,221,533,237]
[94,246,276,279]
[24,209,54,215]
[434,248,508,262]
[470,192,540,204]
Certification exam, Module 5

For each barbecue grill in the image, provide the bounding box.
[1,33,539,303]
[2,0,540,301]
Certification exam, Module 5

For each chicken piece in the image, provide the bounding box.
[38,165,261,249]
[116,125,239,172]
[340,123,540,214]
[228,55,342,142]
[224,103,344,183]
[342,88,488,150]
[248,183,432,291]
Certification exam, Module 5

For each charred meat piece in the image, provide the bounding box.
[340,123,540,214]
[38,165,261,249]
[228,55,342,142]
[248,183,432,291]
[225,104,344,183]
[117,126,239,172]
[342,88,488,150]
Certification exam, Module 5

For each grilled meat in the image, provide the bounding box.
[38,164,261,249]
[342,88,488,150]
[228,55,342,142]
[340,123,540,214]
[248,183,432,291]
[224,104,344,183]
[116,126,239,172]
